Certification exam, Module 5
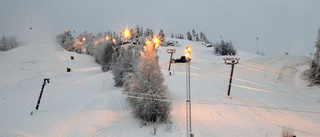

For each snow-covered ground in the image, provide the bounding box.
[1,39,320,137]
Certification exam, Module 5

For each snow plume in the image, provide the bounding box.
[126,40,172,123]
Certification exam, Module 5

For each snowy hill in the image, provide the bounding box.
[1,39,320,137]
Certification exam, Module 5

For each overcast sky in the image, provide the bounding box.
[1,0,319,56]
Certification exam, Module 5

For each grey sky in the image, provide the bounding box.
[1,0,319,56]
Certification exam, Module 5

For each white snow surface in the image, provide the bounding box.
[1,39,320,137]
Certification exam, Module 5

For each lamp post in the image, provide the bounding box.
[185,46,193,137]
[256,37,259,55]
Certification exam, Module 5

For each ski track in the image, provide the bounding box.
[93,94,126,137]
[58,99,101,137]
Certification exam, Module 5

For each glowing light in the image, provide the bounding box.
[153,37,160,48]
[155,43,160,49]
[153,37,159,44]
[65,29,68,33]
[186,52,190,58]
[106,36,109,40]
[123,30,130,38]
[186,46,191,51]
[185,46,191,58]
[113,39,116,43]
[82,37,86,42]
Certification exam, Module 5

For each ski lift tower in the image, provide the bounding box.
[223,57,240,97]
[166,49,176,71]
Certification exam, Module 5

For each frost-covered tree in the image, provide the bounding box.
[192,29,196,41]
[126,40,172,123]
[56,29,74,50]
[171,33,174,38]
[69,33,87,54]
[303,29,320,85]
[150,29,154,39]
[144,28,150,38]
[214,40,237,56]
[0,36,19,51]
[101,41,116,72]
[200,32,204,42]
[195,33,199,42]
[93,41,107,64]
[200,32,209,43]
[186,31,192,41]
[199,32,210,43]
[158,29,165,43]
[135,25,141,37]
[112,44,142,87]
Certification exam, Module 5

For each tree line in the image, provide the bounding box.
[56,26,172,129]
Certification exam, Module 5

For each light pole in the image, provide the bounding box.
[223,57,240,97]
[185,46,193,137]
[256,37,259,55]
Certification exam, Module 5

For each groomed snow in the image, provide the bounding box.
[1,39,320,137]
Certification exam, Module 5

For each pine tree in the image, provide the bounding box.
[144,28,150,38]
[186,31,192,41]
[150,29,154,38]
[195,33,199,42]
[171,33,174,38]
[127,40,172,123]
[203,33,209,43]
[192,29,196,41]
[140,27,144,37]
[200,32,204,42]
[158,29,165,43]
[135,25,140,37]
[304,29,320,85]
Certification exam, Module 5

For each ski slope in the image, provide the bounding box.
[1,39,320,137]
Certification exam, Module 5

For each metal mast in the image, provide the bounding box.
[185,46,193,137]
[186,58,191,137]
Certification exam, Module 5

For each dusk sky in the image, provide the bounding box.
[1,0,319,56]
